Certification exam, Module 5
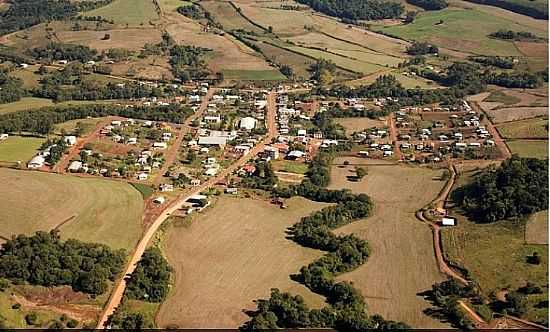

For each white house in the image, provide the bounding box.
[441,217,457,226]
[154,196,166,204]
[0,134,8,141]
[160,184,174,192]
[28,155,45,169]
[153,142,168,150]
[127,137,137,145]
[137,173,148,181]
[297,129,307,137]
[68,161,82,172]
[64,136,77,146]
[239,117,257,130]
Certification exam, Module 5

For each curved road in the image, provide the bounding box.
[96,92,277,328]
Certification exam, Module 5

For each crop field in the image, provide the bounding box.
[0,136,45,163]
[335,117,387,135]
[83,0,160,26]
[158,0,192,13]
[157,196,328,328]
[0,168,144,250]
[486,106,548,123]
[327,158,448,328]
[110,55,173,80]
[57,28,162,51]
[286,46,384,74]
[375,7,546,56]
[526,210,548,245]
[221,69,285,81]
[200,1,264,33]
[0,98,116,114]
[255,41,317,78]
[235,2,316,36]
[507,139,549,159]
[496,117,548,138]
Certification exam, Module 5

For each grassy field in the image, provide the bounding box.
[486,107,548,123]
[54,118,103,136]
[484,91,522,105]
[201,1,264,33]
[84,0,159,26]
[0,287,60,328]
[496,117,548,138]
[328,158,448,328]
[57,28,162,51]
[0,136,45,163]
[375,7,546,56]
[0,169,144,250]
[0,98,113,115]
[221,69,285,81]
[507,140,548,159]
[287,46,384,74]
[157,196,328,328]
[271,160,309,174]
[335,117,387,135]
[525,210,548,245]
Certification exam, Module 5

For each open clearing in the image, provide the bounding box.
[496,117,548,138]
[486,107,548,123]
[327,158,448,328]
[335,117,387,135]
[157,196,328,328]
[200,1,264,33]
[507,140,549,159]
[0,98,113,114]
[57,28,162,51]
[526,210,548,245]
[0,136,45,163]
[0,168,143,250]
[83,0,160,26]
[375,7,546,56]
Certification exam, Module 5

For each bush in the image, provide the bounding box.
[66,319,78,328]
[25,312,38,325]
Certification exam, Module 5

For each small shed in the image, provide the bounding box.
[441,217,457,226]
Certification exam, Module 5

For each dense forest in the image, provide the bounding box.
[452,156,548,223]
[124,248,172,303]
[469,56,515,69]
[296,0,404,21]
[489,30,545,42]
[0,71,25,104]
[29,43,98,62]
[465,0,547,19]
[0,231,125,295]
[0,103,193,135]
[0,0,112,36]
[407,0,448,10]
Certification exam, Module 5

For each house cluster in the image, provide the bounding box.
[27,136,76,169]
[100,119,173,151]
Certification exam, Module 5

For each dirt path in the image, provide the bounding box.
[152,89,215,187]
[12,294,101,323]
[96,91,278,328]
[469,101,512,160]
[53,117,119,173]
[388,114,403,160]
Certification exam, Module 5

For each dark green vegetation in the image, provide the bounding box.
[125,248,172,303]
[0,231,125,295]
[177,4,205,19]
[407,0,448,10]
[40,137,68,164]
[469,56,515,69]
[296,0,404,21]
[0,103,193,135]
[489,30,546,42]
[424,279,477,329]
[466,0,547,19]
[240,160,278,190]
[0,0,112,36]
[406,41,439,55]
[0,71,25,104]
[108,312,152,329]
[130,183,154,199]
[29,43,98,62]
[452,156,548,223]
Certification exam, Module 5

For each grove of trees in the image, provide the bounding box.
[296,0,404,21]
[407,0,448,10]
[125,248,172,302]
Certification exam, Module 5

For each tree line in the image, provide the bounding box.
[28,42,98,62]
[407,0,448,10]
[124,248,172,303]
[295,0,404,21]
[452,156,548,223]
[489,30,545,42]
[0,231,126,295]
[244,146,409,330]
[465,0,547,19]
[469,56,515,69]
[0,103,193,135]
[0,71,25,104]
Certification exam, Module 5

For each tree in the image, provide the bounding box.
[404,10,417,23]
[280,65,294,79]
[355,167,367,180]
[505,292,528,316]
[25,312,38,325]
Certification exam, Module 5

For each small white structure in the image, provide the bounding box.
[153,196,166,204]
[137,173,148,181]
[153,142,168,150]
[239,117,257,130]
[0,134,8,141]
[64,136,77,146]
[27,155,45,169]
[204,168,218,176]
[127,137,137,145]
[160,184,174,192]
[297,129,307,137]
[441,217,457,226]
[68,161,82,172]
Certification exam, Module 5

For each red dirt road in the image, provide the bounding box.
[96,91,278,328]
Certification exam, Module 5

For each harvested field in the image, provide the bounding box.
[335,117,387,135]
[0,168,144,250]
[256,41,317,78]
[507,139,548,159]
[157,196,328,328]
[486,107,548,123]
[200,1,264,33]
[221,69,285,81]
[57,28,162,51]
[496,117,548,138]
[236,3,315,36]
[515,41,548,57]
[328,158,448,328]
[286,46,383,74]
[0,98,115,114]
[526,210,548,245]
[110,56,173,80]
[84,0,160,26]
[0,135,45,163]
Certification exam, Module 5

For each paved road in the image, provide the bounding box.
[96,91,277,328]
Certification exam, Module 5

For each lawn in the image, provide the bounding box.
[496,117,548,138]
[0,168,144,250]
[221,69,286,81]
[375,7,546,55]
[83,0,159,26]
[54,117,103,136]
[272,160,309,174]
[507,139,549,159]
[328,158,449,328]
[484,90,521,105]
[0,98,113,115]
[0,136,45,163]
[157,196,328,328]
